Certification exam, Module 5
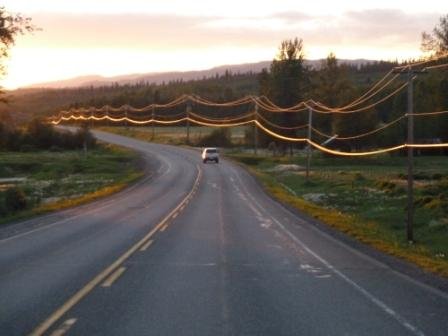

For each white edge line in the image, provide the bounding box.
[234,165,448,301]
[234,167,426,336]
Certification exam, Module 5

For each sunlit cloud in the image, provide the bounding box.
[1,0,446,88]
[5,0,446,16]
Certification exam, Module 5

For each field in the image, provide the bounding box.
[0,144,143,224]
[99,126,248,145]
[227,151,448,277]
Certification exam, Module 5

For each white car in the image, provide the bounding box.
[201,147,219,163]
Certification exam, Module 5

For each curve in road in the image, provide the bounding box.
[0,130,447,336]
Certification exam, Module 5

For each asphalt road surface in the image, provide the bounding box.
[1,130,448,336]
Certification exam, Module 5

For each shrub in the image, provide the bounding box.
[0,194,6,216]
[354,172,366,182]
[196,128,232,147]
[236,155,264,166]
[0,119,97,152]
[4,187,27,212]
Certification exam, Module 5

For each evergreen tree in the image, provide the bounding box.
[312,53,354,136]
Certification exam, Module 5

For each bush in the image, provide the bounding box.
[235,155,264,166]
[432,173,444,180]
[354,172,366,182]
[376,181,396,191]
[0,196,6,216]
[4,187,27,212]
[0,119,99,152]
[196,128,232,147]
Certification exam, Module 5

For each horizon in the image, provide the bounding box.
[6,58,398,90]
[2,0,447,89]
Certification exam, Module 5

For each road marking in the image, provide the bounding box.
[140,239,154,252]
[49,318,77,336]
[279,182,297,196]
[235,172,425,336]
[101,267,126,288]
[233,165,448,302]
[0,171,155,245]
[316,274,332,279]
[172,212,179,219]
[160,224,168,232]
[29,164,202,336]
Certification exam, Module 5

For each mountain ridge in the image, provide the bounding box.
[25,59,373,89]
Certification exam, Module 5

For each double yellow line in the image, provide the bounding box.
[29,164,202,336]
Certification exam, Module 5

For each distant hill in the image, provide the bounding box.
[26,59,372,89]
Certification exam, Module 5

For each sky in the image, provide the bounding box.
[2,0,447,89]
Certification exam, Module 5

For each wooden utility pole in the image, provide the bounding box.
[90,107,94,128]
[124,105,128,129]
[186,102,191,145]
[306,107,313,181]
[105,106,110,127]
[254,104,258,155]
[406,68,415,243]
[393,66,426,243]
[151,105,155,140]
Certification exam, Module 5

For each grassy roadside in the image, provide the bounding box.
[226,152,448,278]
[0,143,144,225]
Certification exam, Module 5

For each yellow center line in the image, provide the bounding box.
[101,267,126,288]
[139,239,154,252]
[28,164,203,336]
[159,224,168,232]
[49,318,77,336]
[172,212,179,219]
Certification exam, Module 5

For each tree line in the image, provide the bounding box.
[0,118,95,152]
[1,7,447,153]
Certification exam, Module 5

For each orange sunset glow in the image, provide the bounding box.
[2,0,447,89]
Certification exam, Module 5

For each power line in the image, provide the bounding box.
[52,112,448,157]
[307,80,410,114]
[311,115,406,140]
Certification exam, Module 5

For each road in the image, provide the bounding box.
[1,130,448,336]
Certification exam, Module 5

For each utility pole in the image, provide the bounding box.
[306,106,313,181]
[105,106,110,127]
[151,105,155,140]
[254,103,258,155]
[407,69,414,242]
[186,101,191,145]
[90,107,94,128]
[124,105,129,129]
[393,66,426,243]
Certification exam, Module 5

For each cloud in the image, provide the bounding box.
[271,11,312,23]
[17,9,440,59]
[333,9,438,45]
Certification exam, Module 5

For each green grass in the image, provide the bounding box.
[99,126,247,145]
[0,144,144,224]
[227,152,448,277]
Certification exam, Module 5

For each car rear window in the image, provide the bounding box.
[206,149,217,153]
